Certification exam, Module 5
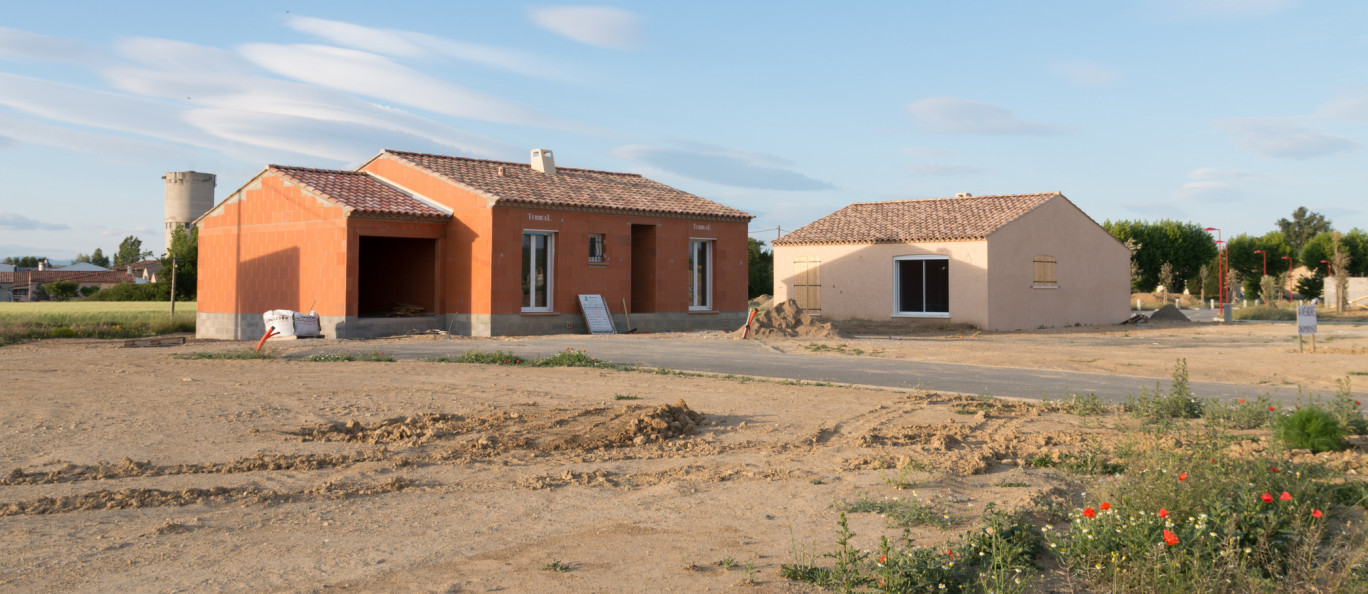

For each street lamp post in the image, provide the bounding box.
[1205,227,1223,314]
[1254,250,1267,276]
[1282,256,1294,301]
[1321,259,1334,277]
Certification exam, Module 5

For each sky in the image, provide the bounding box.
[1,0,1366,261]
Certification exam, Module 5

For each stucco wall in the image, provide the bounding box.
[773,241,990,328]
[984,197,1131,329]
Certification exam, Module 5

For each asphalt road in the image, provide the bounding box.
[286,333,1361,404]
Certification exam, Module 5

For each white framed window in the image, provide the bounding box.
[588,234,606,264]
[1033,255,1058,288]
[893,255,949,317]
[688,239,713,310]
[522,231,555,311]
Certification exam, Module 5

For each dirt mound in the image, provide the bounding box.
[536,399,705,451]
[1,478,413,517]
[291,411,529,446]
[735,299,847,339]
[1148,304,1191,322]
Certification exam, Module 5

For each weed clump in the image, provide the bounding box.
[176,350,276,360]
[1126,358,1202,420]
[1276,407,1347,453]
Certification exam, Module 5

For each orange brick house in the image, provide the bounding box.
[195,149,753,339]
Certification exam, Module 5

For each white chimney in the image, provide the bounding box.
[37,259,47,271]
[530,148,556,174]
[955,192,973,198]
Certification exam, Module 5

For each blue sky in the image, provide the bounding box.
[1,0,1366,261]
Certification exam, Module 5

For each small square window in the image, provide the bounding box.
[588,234,606,263]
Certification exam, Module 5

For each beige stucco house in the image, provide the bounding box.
[772,192,1130,331]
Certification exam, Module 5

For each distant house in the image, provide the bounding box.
[123,259,163,283]
[195,148,753,339]
[0,264,12,301]
[0,266,140,301]
[772,192,1130,331]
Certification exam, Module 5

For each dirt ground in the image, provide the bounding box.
[783,321,1368,394]
[1,323,1366,592]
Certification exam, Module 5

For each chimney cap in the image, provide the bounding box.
[530,148,556,174]
[955,192,973,198]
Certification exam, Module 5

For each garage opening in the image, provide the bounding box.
[357,236,437,317]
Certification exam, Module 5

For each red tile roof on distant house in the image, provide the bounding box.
[381,150,753,221]
[0,269,138,287]
[773,193,1060,245]
[269,166,450,220]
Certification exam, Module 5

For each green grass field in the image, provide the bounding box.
[0,301,196,345]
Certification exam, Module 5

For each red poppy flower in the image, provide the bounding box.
[1178,472,1188,482]
[1210,458,1217,463]
[1083,507,1096,518]
[1261,492,1274,503]
[945,550,954,559]
[1239,399,1245,403]
[1269,406,1276,411]
[1280,491,1292,501]
[1270,467,1279,473]
[1357,401,1362,406]
[1158,508,1169,518]
[1313,509,1323,518]
[880,555,886,564]
[1100,502,1111,511]
[1163,529,1179,546]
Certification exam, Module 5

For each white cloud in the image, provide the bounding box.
[1218,117,1360,159]
[1173,180,1243,203]
[0,211,69,231]
[237,43,588,132]
[528,6,643,49]
[1049,59,1120,87]
[0,111,192,161]
[1318,90,1368,122]
[612,144,832,191]
[283,16,565,79]
[907,97,1069,135]
[908,162,982,176]
[0,26,107,65]
[0,72,216,148]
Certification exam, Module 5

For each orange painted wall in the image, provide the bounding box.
[489,206,749,315]
[361,156,492,315]
[199,172,442,318]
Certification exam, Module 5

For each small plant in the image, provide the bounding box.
[741,562,759,584]
[354,349,394,362]
[881,462,921,490]
[1064,392,1107,416]
[176,349,275,360]
[1203,395,1276,429]
[445,350,525,365]
[996,481,1030,488]
[540,560,573,572]
[718,557,737,571]
[1125,358,1202,420]
[306,351,355,362]
[836,494,948,528]
[613,394,641,401]
[1276,406,1347,453]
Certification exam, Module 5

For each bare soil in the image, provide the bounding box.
[2,323,1366,591]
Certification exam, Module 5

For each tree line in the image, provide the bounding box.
[4,230,198,301]
[1105,207,1364,308]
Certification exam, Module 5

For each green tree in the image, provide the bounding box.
[746,237,773,300]
[42,280,79,301]
[1103,219,1218,293]
[1296,273,1324,300]
[1300,232,1337,274]
[161,226,199,300]
[71,248,109,267]
[2,256,43,268]
[1276,207,1332,257]
[1227,232,1292,298]
[113,235,153,267]
[1342,228,1368,276]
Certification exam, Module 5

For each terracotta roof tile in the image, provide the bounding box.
[269,166,449,220]
[774,193,1059,245]
[383,150,753,220]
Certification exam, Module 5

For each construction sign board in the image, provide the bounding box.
[578,294,617,334]
[1297,305,1317,336]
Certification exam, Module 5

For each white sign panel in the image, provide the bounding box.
[1297,305,1317,336]
[578,294,616,334]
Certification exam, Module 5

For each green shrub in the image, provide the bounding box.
[83,282,167,301]
[1276,407,1347,453]
[354,349,394,362]
[48,327,76,338]
[306,351,355,362]
[427,351,525,365]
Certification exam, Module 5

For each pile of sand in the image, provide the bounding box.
[1148,304,1191,323]
[734,299,847,339]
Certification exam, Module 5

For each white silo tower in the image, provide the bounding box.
[163,171,216,251]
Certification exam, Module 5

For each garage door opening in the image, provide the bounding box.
[357,236,437,317]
